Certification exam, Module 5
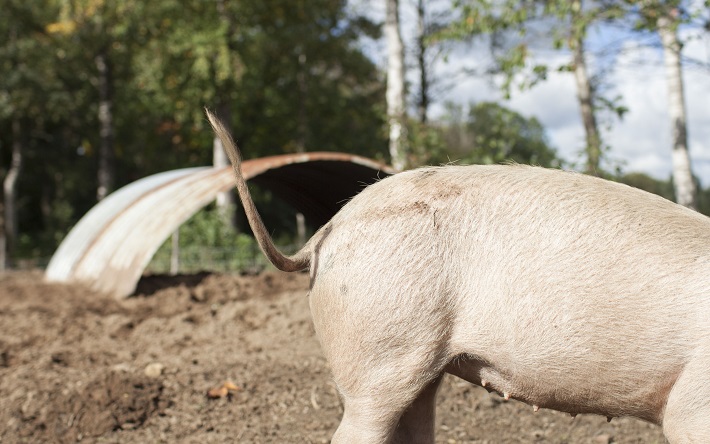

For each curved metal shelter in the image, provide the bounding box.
[45,152,394,298]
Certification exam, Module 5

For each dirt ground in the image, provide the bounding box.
[0,270,666,444]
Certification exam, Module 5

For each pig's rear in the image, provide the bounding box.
[308,165,710,443]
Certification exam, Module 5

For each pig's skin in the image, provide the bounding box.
[207,110,710,444]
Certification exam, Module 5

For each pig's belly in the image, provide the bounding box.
[443,354,676,424]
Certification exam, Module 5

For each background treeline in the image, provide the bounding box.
[1,0,708,268]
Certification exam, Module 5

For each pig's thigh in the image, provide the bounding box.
[311,286,449,443]
[662,347,710,443]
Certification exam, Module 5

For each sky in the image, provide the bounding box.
[349,0,710,186]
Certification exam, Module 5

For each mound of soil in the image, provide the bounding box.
[0,271,665,443]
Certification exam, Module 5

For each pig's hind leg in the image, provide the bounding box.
[661,348,710,443]
[329,368,444,444]
[310,286,451,444]
[390,375,444,444]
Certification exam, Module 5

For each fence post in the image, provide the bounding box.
[170,230,179,275]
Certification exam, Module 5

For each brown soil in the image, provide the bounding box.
[0,270,666,443]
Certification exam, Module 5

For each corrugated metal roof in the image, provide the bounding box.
[45,152,393,298]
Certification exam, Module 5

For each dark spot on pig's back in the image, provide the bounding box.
[358,169,465,222]
[411,170,465,199]
[367,200,431,221]
[415,169,438,179]
[410,201,430,212]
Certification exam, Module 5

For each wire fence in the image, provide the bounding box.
[145,243,300,275]
[6,257,52,270]
[4,244,299,276]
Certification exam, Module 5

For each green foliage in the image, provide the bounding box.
[615,172,710,218]
[442,0,627,92]
[407,119,449,167]
[174,206,244,249]
[697,185,710,217]
[419,102,562,168]
[1,0,386,264]
[148,205,276,274]
[617,172,675,201]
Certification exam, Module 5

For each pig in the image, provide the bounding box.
[206,109,710,444]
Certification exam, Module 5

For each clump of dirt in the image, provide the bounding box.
[0,270,666,443]
[13,370,166,443]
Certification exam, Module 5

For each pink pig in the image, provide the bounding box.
[208,110,710,444]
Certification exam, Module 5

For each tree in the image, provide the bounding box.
[638,1,697,209]
[569,0,603,175]
[212,0,240,227]
[416,0,429,124]
[47,0,151,201]
[0,0,388,265]
[385,0,408,171]
[430,101,561,168]
[413,0,454,125]
[135,0,384,158]
[441,0,626,174]
[3,120,22,269]
[415,0,435,124]
[0,0,70,267]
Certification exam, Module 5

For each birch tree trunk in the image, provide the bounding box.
[570,0,602,176]
[657,11,697,209]
[214,0,239,227]
[3,118,23,268]
[95,51,115,202]
[385,0,408,171]
[213,102,238,227]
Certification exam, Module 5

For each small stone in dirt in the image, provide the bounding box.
[480,394,502,409]
[1,350,10,367]
[112,363,131,373]
[50,351,70,366]
[593,433,613,444]
[190,287,206,302]
[144,362,165,378]
[531,429,545,439]
[207,381,240,399]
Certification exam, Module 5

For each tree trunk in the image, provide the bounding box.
[170,230,180,275]
[3,118,23,268]
[416,0,429,124]
[385,0,408,171]
[295,213,306,247]
[95,51,115,202]
[0,138,5,271]
[0,199,4,271]
[570,0,602,176]
[214,0,239,227]
[294,46,308,242]
[657,11,697,209]
[212,102,238,227]
[295,47,309,153]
